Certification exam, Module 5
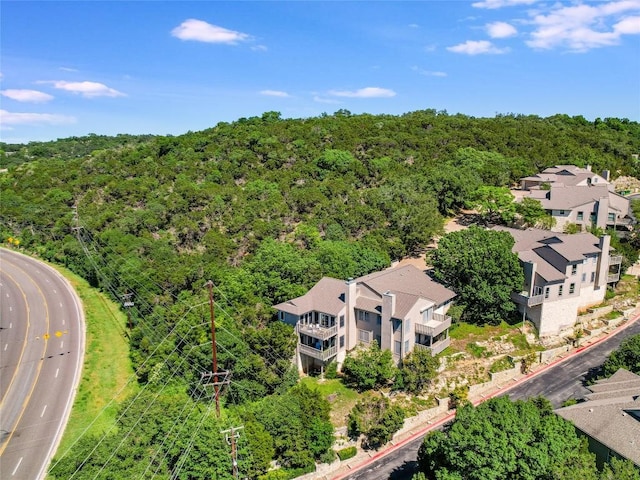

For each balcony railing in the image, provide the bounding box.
[609,255,623,265]
[414,337,450,356]
[298,343,338,362]
[607,273,620,283]
[297,323,338,341]
[511,291,545,307]
[415,315,452,337]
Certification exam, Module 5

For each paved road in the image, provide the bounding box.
[0,248,85,480]
[339,318,640,480]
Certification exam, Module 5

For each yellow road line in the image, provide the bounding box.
[0,259,50,457]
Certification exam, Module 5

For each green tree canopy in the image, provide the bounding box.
[431,227,524,325]
[602,334,640,377]
[341,342,398,391]
[417,396,598,480]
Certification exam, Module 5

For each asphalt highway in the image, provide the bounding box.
[0,248,85,480]
[338,316,640,480]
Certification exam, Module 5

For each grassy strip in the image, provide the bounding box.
[301,377,361,428]
[52,265,138,457]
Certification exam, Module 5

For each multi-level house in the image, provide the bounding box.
[494,226,622,337]
[274,265,456,374]
[519,165,633,233]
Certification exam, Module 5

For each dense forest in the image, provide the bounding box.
[2,110,639,479]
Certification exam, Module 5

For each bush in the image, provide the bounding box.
[336,446,357,461]
[489,356,514,373]
[324,360,338,379]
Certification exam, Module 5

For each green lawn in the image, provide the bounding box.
[300,377,361,428]
[51,266,138,459]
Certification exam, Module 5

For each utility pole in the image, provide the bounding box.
[121,292,134,330]
[220,426,244,479]
[201,281,230,417]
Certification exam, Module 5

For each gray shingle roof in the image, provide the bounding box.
[555,369,640,467]
[273,265,455,319]
[527,184,611,210]
[273,277,345,316]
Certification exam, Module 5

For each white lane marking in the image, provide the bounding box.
[12,457,23,475]
[60,341,64,349]
[5,293,8,298]
[59,302,63,308]
[41,405,47,417]
[62,319,65,326]
[9,306,12,312]
[9,322,12,329]
[55,368,60,378]
[53,289,57,294]
[4,344,7,351]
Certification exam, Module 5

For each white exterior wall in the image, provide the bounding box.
[577,284,606,310]
[538,296,581,336]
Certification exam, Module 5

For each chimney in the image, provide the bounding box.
[586,164,592,172]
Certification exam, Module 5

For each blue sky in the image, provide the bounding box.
[1,1,639,143]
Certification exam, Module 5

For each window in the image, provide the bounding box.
[591,272,596,282]
[608,213,615,222]
[340,335,345,348]
[577,211,584,221]
[278,311,284,321]
[357,310,370,322]
[393,319,401,331]
[404,340,409,353]
[559,210,566,215]
[571,264,577,276]
[394,341,401,355]
[544,287,550,299]
[559,285,564,296]
[405,318,411,333]
[569,283,575,294]
[582,273,586,283]
[340,315,345,328]
[377,315,381,326]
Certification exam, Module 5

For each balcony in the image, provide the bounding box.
[415,314,451,338]
[607,272,620,283]
[512,291,545,307]
[298,343,337,362]
[297,323,338,341]
[414,337,450,356]
[609,255,623,266]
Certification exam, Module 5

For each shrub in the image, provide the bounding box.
[489,356,514,373]
[336,446,357,461]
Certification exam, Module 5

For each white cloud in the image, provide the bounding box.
[45,80,125,98]
[260,90,290,97]
[59,66,79,72]
[1,89,54,103]
[487,21,518,38]
[0,109,76,126]
[526,1,640,51]
[447,40,510,54]
[472,0,537,9]
[171,19,250,44]
[411,66,447,77]
[328,87,396,98]
[409,23,420,28]
[614,15,640,34]
[251,44,268,52]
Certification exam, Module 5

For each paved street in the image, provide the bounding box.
[0,249,85,480]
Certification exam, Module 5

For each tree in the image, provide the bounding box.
[599,457,640,480]
[602,334,640,376]
[341,342,397,391]
[347,394,405,449]
[398,348,440,394]
[471,186,516,224]
[516,197,552,228]
[431,227,524,325]
[417,396,599,480]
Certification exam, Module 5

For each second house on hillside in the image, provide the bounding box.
[495,226,622,337]
[273,265,456,374]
